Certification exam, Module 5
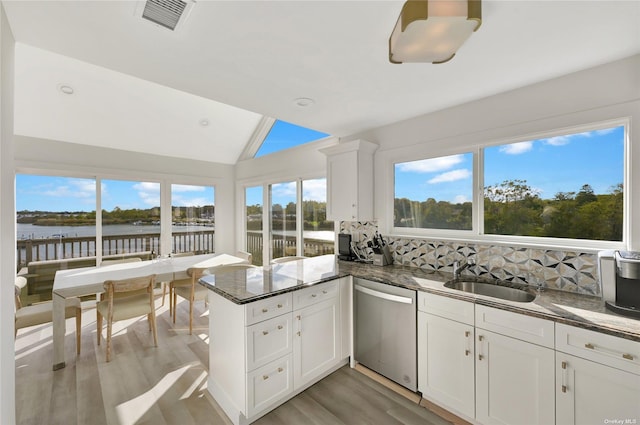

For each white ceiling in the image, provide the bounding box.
[4,0,640,164]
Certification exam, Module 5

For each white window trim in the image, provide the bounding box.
[387,118,630,252]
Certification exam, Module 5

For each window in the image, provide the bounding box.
[484,125,624,241]
[171,184,215,254]
[16,174,97,303]
[270,181,297,260]
[302,178,334,257]
[244,177,334,263]
[394,153,473,231]
[391,121,627,245]
[255,120,329,158]
[101,179,160,258]
[245,186,263,266]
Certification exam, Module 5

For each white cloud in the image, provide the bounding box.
[499,141,533,155]
[454,195,470,204]
[171,184,205,193]
[172,196,208,207]
[43,179,95,199]
[132,182,161,207]
[541,129,615,146]
[302,179,327,202]
[428,169,471,184]
[272,182,297,198]
[397,155,464,173]
[133,182,160,192]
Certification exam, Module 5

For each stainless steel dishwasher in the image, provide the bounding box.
[354,277,417,392]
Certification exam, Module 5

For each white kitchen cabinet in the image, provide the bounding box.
[418,311,475,419]
[320,139,378,221]
[293,296,340,389]
[555,323,640,425]
[208,279,346,425]
[475,306,555,425]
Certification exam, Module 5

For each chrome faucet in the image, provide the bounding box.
[453,257,476,280]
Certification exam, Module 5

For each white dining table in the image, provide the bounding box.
[52,253,246,370]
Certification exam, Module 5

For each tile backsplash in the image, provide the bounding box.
[340,221,600,296]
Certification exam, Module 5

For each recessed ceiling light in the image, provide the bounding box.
[58,84,74,95]
[199,119,209,127]
[293,97,315,108]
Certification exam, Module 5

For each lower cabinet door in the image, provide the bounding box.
[556,352,640,425]
[418,312,475,419]
[476,330,555,425]
[246,354,293,417]
[293,298,340,389]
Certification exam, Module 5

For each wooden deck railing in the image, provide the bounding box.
[246,231,334,266]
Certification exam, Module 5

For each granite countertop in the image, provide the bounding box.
[198,255,348,304]
[337,260,640,343]
[199,254,640,342]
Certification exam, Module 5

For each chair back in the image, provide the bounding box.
[235,250,252,264]
[14,276,28,311]
[103,274,156,299]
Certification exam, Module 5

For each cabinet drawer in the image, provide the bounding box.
[245,292,292,326]
[556,323,640,375]
[246,314,293,372]
[419,292,474,325]
[246,354,293,417]
[475,305,554,348]
[292,280,338,310]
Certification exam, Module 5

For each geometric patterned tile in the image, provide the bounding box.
[339,220,602,296]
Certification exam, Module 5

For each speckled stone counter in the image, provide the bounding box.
[337,260,640,342]
[199,255,640,342]
[199,255,348,304]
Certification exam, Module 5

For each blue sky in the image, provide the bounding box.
[395,125,624,203]
[255,120,329,158]
[16,176,214,212]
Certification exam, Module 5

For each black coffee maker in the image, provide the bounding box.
[338,234,356,261]
[604,251,640,318]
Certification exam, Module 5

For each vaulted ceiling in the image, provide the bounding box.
[4,1,640,164]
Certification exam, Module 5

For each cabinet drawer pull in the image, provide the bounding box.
[478,334,484,361]
[312,294,317,298]
[296,315,301,320]
[278,367,283,373]
[561,361,568,393]
[323,290,328,294]
[262,330,269,336]
[465,350,470,356]
[277,325,283,330]
[478,335,484,342]
[584,342,634,361]
[277,304,283,308]
[261,308,268,313]
[465,331,470,337]
[478,354,484,360]
[297,331,301,336]
[263,375,269,380]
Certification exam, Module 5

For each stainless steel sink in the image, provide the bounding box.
[444,280,536,303]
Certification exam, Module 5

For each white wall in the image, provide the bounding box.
[344,55,640,249]
[0,4,15,424]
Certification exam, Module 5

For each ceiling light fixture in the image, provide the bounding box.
[199,119,209,127]
[58,84,74,95]
[294,97,315,108]
[389,0,482,64]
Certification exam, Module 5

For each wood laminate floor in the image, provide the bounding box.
[15,296,453,425]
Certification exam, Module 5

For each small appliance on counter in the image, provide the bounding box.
[338,233,356,261]
[599,250,640,318]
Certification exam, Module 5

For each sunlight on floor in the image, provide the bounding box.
[116,361,202,425]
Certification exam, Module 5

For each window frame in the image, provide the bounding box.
[388,118,629,251]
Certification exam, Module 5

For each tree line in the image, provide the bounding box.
[394,180,623,241]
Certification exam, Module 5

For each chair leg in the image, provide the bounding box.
[147,313,152,331]
[161,282,167,307]
[189,298,193,335]
[169,285,173,316]
[106,315,112,362]
[150,311,158,347]
[97,310,102,346]
[76,307,82,356]
[173,292,177,324]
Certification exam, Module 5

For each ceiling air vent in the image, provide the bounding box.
[137,0,195,31]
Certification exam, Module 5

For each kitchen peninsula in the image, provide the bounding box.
[200,255,351,425]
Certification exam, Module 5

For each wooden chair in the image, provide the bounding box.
[165,252,195,314]
[97,274,157,362]
[173,264,256,335]
[271,256,307,264]
[235,250,252,264]
[98,257,144,301]
[14,276,82,355]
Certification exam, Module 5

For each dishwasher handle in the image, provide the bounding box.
[355,284,414,304]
